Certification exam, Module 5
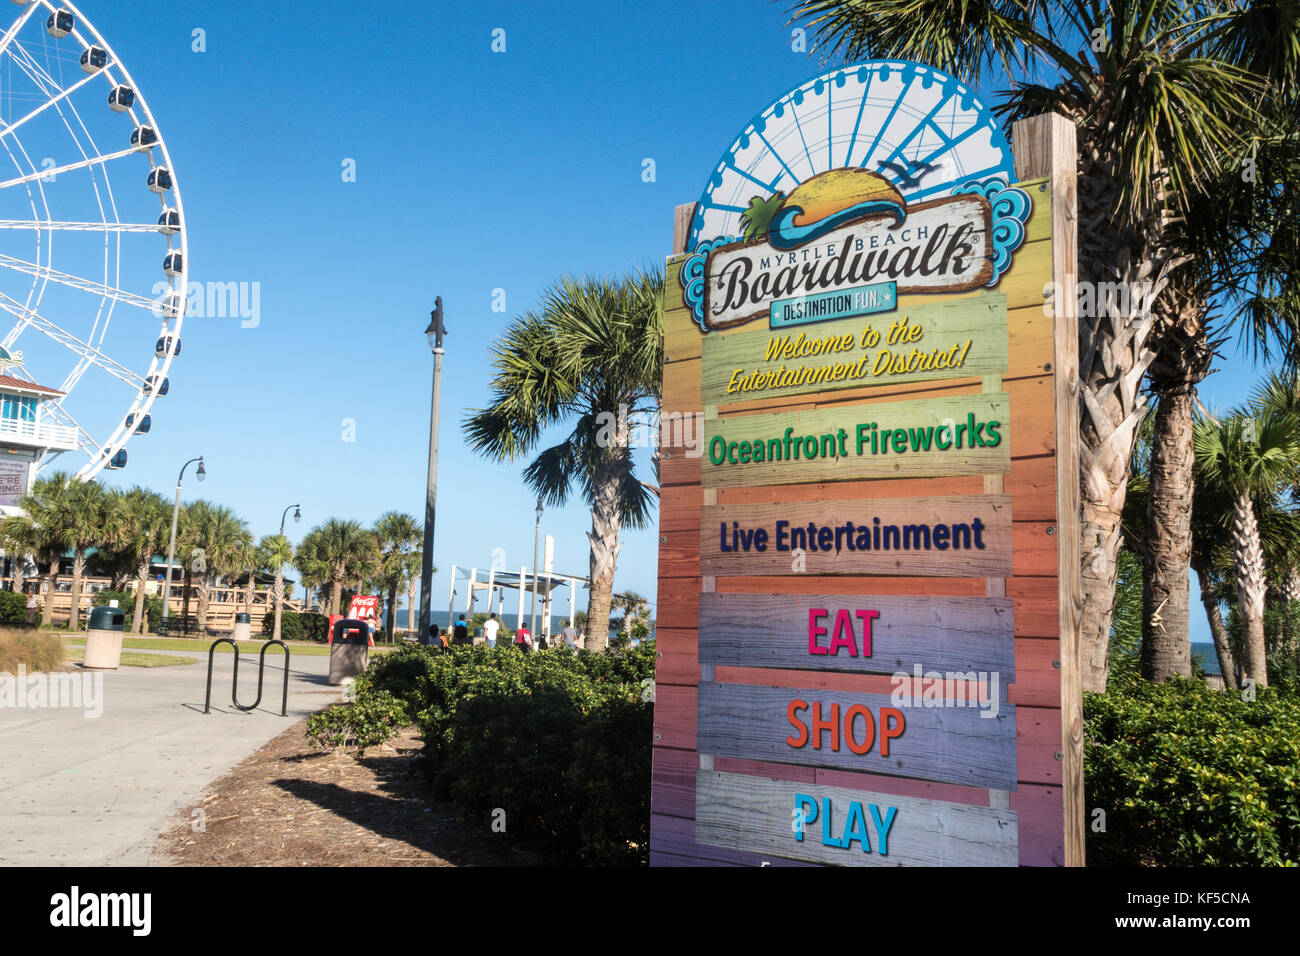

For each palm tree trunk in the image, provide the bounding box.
[40,562,56,629]
[584,460,626,651]
[406,578,417,638]
[1194,566,1237,689]
[196,575,211,635]
[272,568,285,642]
[1230,490,1269,687]
[69,552,87,631]
[133,559,150,634]
[385,585,398,641]
[331,568,345,616]
[182,568,192,623]
[1073,121,1175,692]
[1140,391,1195,681]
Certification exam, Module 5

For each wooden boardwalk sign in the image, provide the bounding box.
[650,60,1082,868]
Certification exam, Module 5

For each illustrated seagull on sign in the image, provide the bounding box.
[876,159,939,189]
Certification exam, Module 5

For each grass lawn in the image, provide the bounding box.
[58,634,401,657]
[62,645,199,668]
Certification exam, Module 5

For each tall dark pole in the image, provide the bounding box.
[272,504,300,643]
[418,298,447,642]
[161,456,204,627]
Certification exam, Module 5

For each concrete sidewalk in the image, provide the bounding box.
[0,651,338,866]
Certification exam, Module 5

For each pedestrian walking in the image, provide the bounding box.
[560,619,579,651]
[483,612,500,648]
[25,585,40,627]
[514,624,532,652]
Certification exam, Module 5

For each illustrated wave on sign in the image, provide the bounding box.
[949,178,1032,286]
[766,169,906,250]
[681,234,740,332]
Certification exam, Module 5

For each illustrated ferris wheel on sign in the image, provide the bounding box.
[0,1,187,481]
[689,61,1017,251]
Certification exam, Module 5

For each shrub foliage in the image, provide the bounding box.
[1085,678,1300,866]
[352,641,655,865]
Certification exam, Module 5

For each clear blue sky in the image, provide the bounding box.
[67,0,1262,639]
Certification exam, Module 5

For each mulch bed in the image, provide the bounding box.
[150,721,537,867]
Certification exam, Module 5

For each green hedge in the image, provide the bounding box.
[356,641,655,865]
[0,590,27,627]
[1085,678,1300,866]
[261,609,329,642]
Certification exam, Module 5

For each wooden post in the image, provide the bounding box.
[1012,112,1084,867]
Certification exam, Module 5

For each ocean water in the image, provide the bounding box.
[395,609,582,635]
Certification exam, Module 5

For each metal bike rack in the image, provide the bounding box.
[203,638,290,716]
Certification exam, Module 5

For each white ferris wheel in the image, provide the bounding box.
[0,0,186,482]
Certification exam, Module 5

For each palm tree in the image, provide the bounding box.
[261,533,295,642]
[1193,408,1300,687]
[296,519,377,616]
[402,549,423,639]
[374,511,420,641]
[0,472,71,627]
[1138,21,1300,680]
[60,480,110,631]
[788,1,1267,692]
[231,537,263,616]
[109,487,171,634]
[465,269,663,650]
[610,590,651,648]
[180,501,251,634]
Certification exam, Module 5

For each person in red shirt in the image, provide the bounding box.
[514,624,532,652]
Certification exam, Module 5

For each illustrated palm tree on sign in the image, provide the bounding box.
[788,1,1277,691]
[464,269,663,651]
[1193,408,1300,688]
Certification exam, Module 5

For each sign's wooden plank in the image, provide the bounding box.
[695,770,1018,867]
[699,592,1015,677]
[709,447,1056,521]
[702,292,1010,406]
[700,495,1013,577]
[697,681,1017,789]
[703,392,1011,488]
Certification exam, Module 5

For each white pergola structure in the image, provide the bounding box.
[445,564,587,640]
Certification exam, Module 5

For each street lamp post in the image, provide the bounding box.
[272,503,301,643]
[418,298,447,643]
[531,497,543,642]
[161,456,205,630]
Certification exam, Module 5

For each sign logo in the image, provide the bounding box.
[683,168,1030,333]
